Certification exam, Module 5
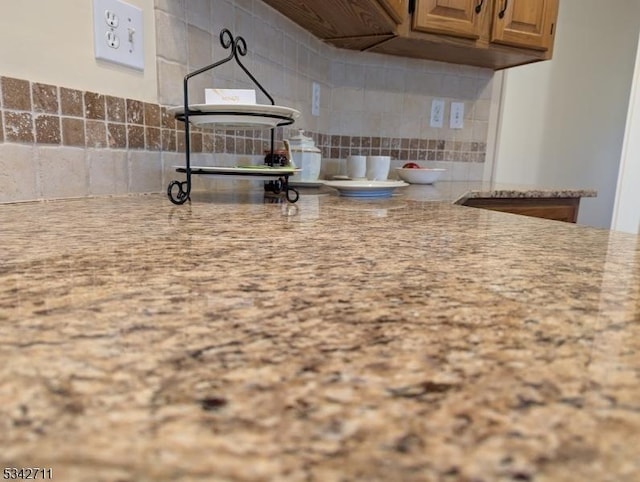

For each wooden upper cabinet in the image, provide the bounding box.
[413,0,485,39]
[491,0,558,51]
[378,0,408,24]
[260,0,397,39]
[258,0,560,69]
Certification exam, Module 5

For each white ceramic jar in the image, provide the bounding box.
[287,130,321,182]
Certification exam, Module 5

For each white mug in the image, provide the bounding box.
[366,155,391,181]
[346,155,367,180]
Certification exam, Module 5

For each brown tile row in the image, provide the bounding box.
[0,113,173,150]
[274,130,487,162]
[0,76,487,162]
[209,131,486,161]
[290,130,486,154]
[1,77,174,127]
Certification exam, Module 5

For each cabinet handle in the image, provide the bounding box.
[475,0,484,14]
[498,0,509,19]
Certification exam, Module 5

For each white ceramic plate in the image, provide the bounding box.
[323,180,408,198]
[167,104,300,129]
[395,167,446,184]
[173,165,300,179]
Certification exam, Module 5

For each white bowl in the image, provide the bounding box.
[395,167,446,184]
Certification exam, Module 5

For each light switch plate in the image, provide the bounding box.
[430,99,445,128]
[93,0,144,70]
[450,102,464,129]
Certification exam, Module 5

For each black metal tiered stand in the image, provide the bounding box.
[167,28,299,205]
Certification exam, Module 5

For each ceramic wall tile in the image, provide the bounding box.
[108,123,127,149]
[88,149,128,196]
[2,77,31,111]
[156,60,187,106]
[154,0,185,19]
[106,96,126,123]
[34,115,61,145]
[32,83,59,114]
[186,0,211,33]
[234,0,253,14]
[86,120,107,148]
[38,146,88,200]
[60,88,84,117]
[128,151,163,193]
[61,118,85,147]
[0,144,38,202]
[84,92,106,120]
[155,10,187,64]
[4,112,34,143]
[188,26,213,72]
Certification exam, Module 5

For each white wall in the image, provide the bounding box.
[493,0,640,228]
[612,32,640,234]
[0,0,157,102]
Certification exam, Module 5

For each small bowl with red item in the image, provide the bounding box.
[395,162,446,184]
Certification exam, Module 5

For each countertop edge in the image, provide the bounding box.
[453,188,598,205]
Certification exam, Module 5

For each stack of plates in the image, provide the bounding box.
[167,104,300,129]
[173,165,300,179]
[323,180,408,198]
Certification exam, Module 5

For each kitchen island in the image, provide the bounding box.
[1,187,638,482]
[399,181,597,223]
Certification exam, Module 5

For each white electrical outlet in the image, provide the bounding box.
[312,82,320,117]
[105,31,120,49]
[105,10,119,28]
[450,102,464,129]
[430,99,445,128]
[93,0,144,71]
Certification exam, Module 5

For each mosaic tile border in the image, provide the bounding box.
[0,76,486,163]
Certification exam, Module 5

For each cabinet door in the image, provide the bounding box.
[491,0,558,51]
[378,0,407,23]
[413,0,486,39]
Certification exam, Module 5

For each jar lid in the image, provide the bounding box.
[287,129,320,153]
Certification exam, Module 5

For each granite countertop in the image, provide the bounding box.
[393,181,597,204]
[1,188,638,482]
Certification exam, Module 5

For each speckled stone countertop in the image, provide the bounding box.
[392,181,597,204]
[1,188,638,482]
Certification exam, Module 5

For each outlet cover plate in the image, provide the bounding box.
[93,0,144,70]
[450,101,464,129]
[430,99,445,128]
[312,82,320,117]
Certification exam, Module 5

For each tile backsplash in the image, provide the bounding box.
[0,0,496,203]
